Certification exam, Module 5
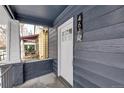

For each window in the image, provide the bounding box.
[20,23,48,61]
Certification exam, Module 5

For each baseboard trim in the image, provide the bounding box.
[58,76,72,88]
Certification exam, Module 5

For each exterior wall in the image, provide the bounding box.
[49,5,124,87]
[23,59,53,81]
[49,28,58,75]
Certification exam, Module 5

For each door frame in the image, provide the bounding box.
[58,17,74,85]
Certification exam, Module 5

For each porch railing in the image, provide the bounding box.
[0,59,54,88]
[0,50,6,61]
[0,64,13,88]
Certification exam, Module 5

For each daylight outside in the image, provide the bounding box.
[0,5,124,88]
[20,23,48,61]
[0,24,6,62]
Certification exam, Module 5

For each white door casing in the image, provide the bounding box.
[58,17,73,86]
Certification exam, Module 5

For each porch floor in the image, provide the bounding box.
[15,73,66,88]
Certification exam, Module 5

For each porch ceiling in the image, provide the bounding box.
[9,5,67,27]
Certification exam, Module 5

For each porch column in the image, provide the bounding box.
[21,40,25,60]
[8,20,21,63]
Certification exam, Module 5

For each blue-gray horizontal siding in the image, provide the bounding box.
[52,5,124,88]
[84,6,124,32]
[23,60,53,81]
[74,5,124,88]
[49,28,58,75]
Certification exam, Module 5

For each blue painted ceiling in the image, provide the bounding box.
[9,5,67,27]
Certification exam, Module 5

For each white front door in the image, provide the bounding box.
[58,18,73,86]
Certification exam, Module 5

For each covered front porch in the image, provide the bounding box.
[0,5,69,88]
[1,5,124,88]
[0,59,68,88]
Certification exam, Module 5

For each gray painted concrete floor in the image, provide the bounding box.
[16,73,66,88]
